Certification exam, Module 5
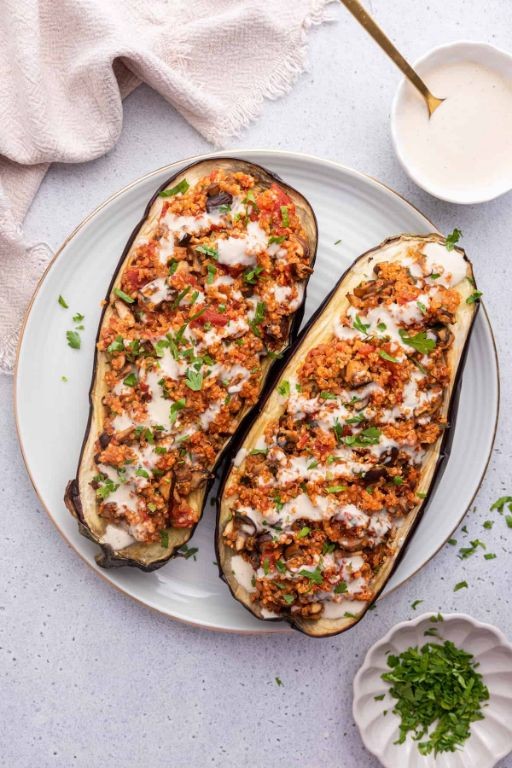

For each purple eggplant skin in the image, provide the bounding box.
[215,234,481,637]
[64,157,318,571]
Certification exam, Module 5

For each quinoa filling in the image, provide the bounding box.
[93,168,311,545]
[223,242,467,620]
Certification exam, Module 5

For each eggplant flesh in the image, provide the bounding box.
[217,234,479,636]
[65,158,318,570]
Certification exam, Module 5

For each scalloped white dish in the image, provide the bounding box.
[353,613,512,768]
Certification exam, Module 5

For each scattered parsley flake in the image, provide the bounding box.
[445,227,462,251]
[58,295,68,308]
[66,330,81,349]
[454,580,468,591]
[411,599,423,610]
[159,179,190,197]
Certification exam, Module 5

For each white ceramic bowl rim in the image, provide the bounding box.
[390,40,512,205]
[353,611,512,766]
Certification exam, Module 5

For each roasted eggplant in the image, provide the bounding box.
[217,234,479,636]
[65,158,318,570]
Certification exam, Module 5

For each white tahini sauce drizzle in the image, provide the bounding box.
[394,60,512,200]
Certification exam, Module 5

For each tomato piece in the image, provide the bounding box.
[192,308,229,327]
[358,343,374,356]
[123,268,147,292]
[169,503,198,528]
[270,182,292,207]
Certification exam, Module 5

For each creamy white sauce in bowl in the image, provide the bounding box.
[391,41,512,203]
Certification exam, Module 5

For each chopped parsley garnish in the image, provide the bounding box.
[298,566,323,584]
[159,178,190,197]
[382,639,488,756]
[482,520,493,530]
[273,494,284,512]
[72,312,84,323]
[219,204,231,214]
[61,375,68,382]
[319,391,337,400]
[168,260,178,275]
[123,372,137,387]
[249,448,268,456]
[344,426,381,447]
[379,349,399,363]
[326,485,347,493]
[445,227,462,251]
[58,295,69,308]
[107,335,124,353]
[160,530,169,548]
[417,301,427,315]
[374,694,385,701]
[333,419,344,443]
[66,330,81,349]
[416,491,426,499]
[345,413,365,424]
[172,286,191,309]
[282,594,295,605]
[353,314,370,335]
[276,560,287,574]
[277,380,290,397]
[297,526,311,539]
[185,368,203,391]
[195,244,219,260]
[206,263,216,284]
[447,538,457,546]
[263,558,270,575]
[490,495,512,513]
[250,301,266,337]
[179,544,198,560]
[243,265,264,284]
[399,329,436,355]
[169,398,186,425]
[392,476,404,486]
[322,542,336,554]
[307,460,318,470]
[466,291,483,304]
[114,287,134,304]
[94,474,119,500]
[458,539,486,559]
[334,239,342,245]
[268,235,286,245]
[280,205,289,227]
[275,676,283,686]
[135,467,149,479]
[411,599,423,610]
[454,580,468,591]
[377,322,387,332]
[334,581,348,594]
[484,553,497,560]
[506,515,512,529]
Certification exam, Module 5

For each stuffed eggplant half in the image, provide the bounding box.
[217,234,479,636]
[65,158,317,570]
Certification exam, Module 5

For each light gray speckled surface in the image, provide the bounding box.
[2,2,512,766]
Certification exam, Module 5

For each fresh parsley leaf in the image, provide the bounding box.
[58,295,68,308]
[114,287,134,304]
[169,398,186,425]
[195,244,219,260]
[490,496,512,514]
[484,553,497,560]
[179,544,198,560]
[244,265,264,284]
[379,349,399,363]
[326,485,347,493]
[275,676,283,686]
[277,380,290,397]
[297,526,311,539]
[399,329,436,355]
[343,426,381,447]
[411,599,423,610]
[466,291,483,305]
[319,391,337,400]
[168,260,178,275]
[107,335,125,353]
[353,314,370,335]
[159,179,190,197]
[66,330,81,349]
[206,263,216,284]
[268,235,286,245]
[61,375,68,382]
[298,566,323,584]
[334,581,348,594]
[454,580,468,591]
[280,205,289,227]
[123,373,137,387]
[445,227,462,250]
[185,368,203,391]
[417,301,427,315]
[72,312,84,323]
[160,530,169,547]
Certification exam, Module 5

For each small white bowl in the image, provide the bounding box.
[391,41,512,204]
[353,612,512,768]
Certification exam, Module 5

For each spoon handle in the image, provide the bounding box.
[339,0,440,113]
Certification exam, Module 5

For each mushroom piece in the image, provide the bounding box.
[344,359,372,387]
[206,189,233,213]
[353,278,393,299]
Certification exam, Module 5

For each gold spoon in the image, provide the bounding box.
[339,0,444,117]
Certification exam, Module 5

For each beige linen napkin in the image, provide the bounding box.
[0,0,334,373]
